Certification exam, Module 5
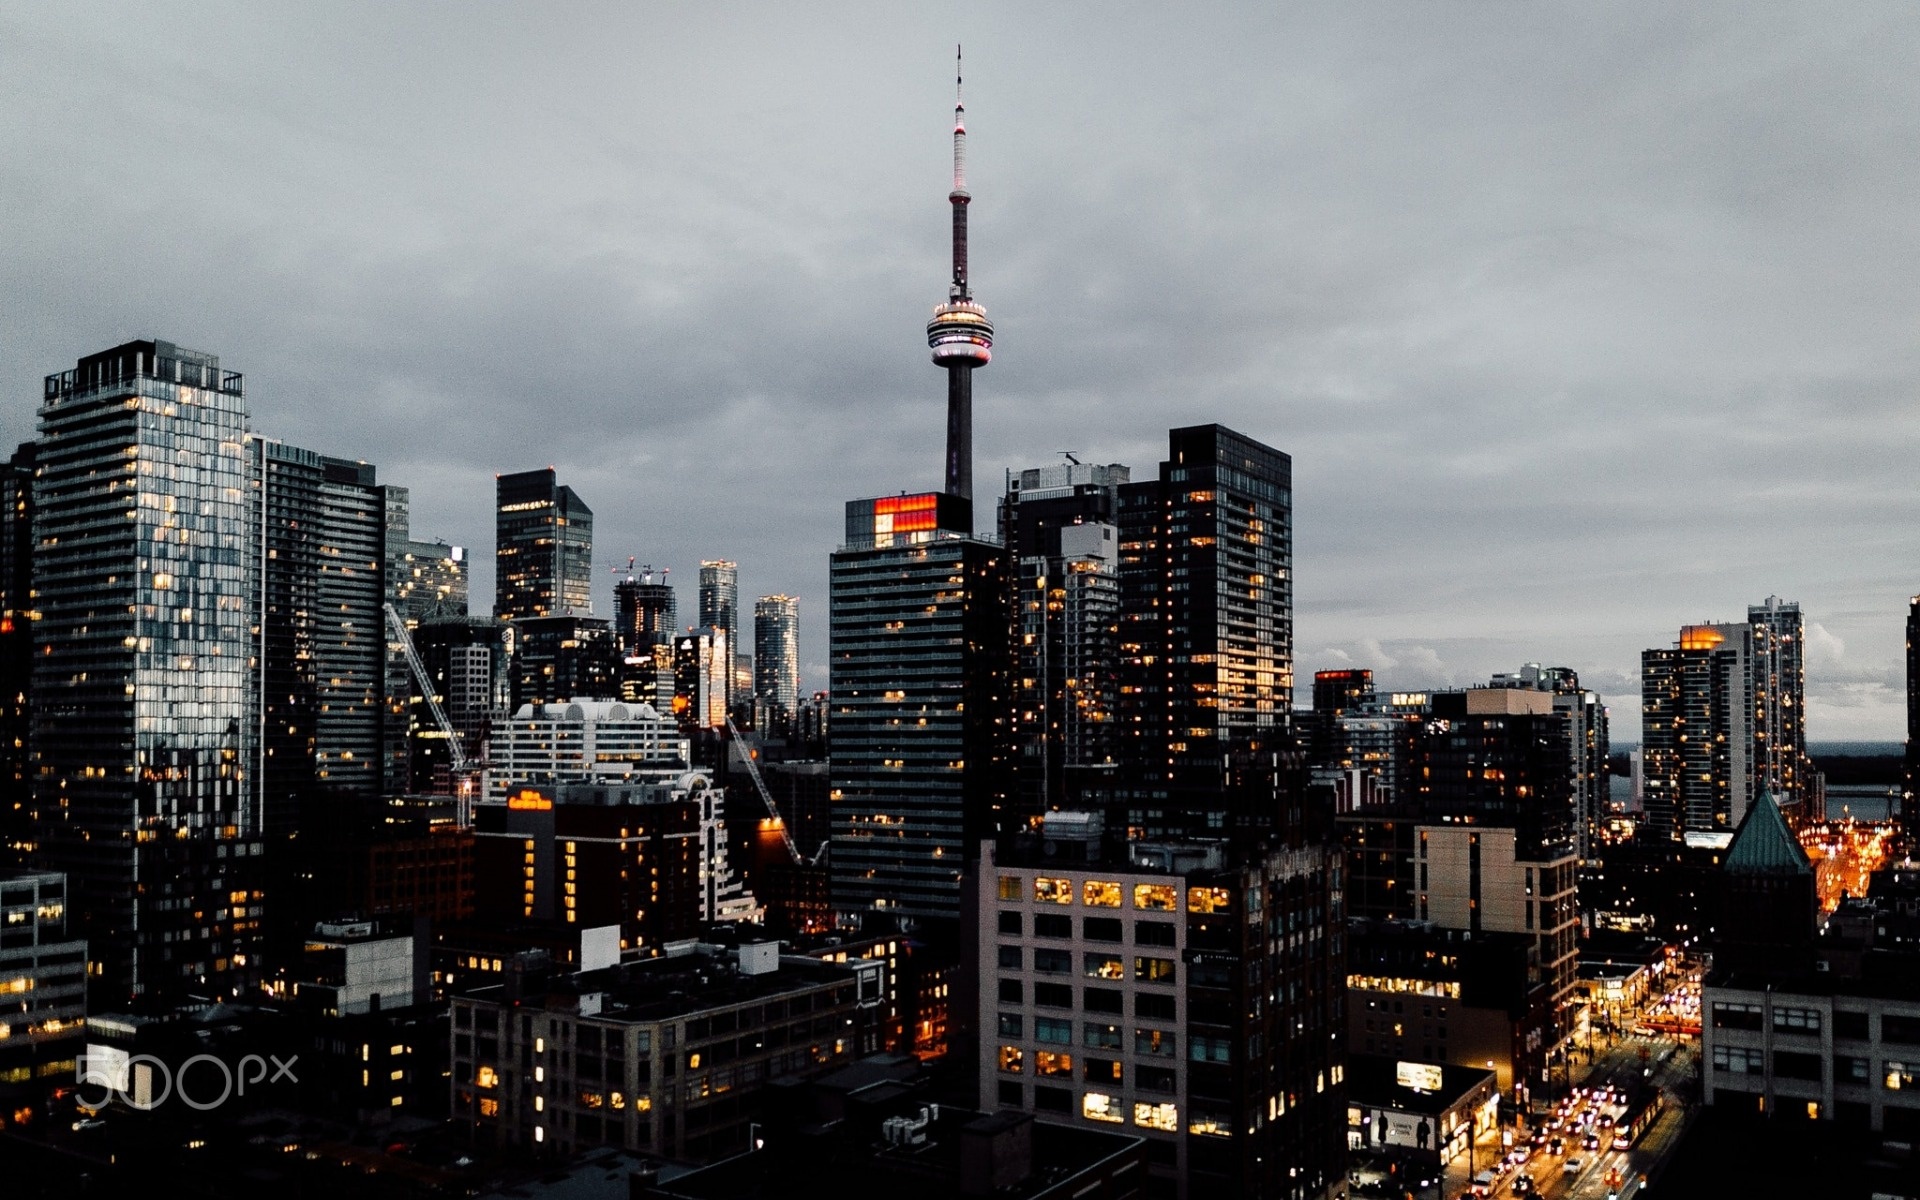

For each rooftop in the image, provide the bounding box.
[1724,791,1812,876]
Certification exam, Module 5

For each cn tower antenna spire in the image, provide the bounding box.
[928,45,992,506]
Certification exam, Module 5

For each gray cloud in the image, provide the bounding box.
[3,3,1917,738]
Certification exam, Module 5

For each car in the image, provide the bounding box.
[1584,1133,1602,1151]
[1549,1136,1565,1155]
[1514,1173,1536,1195]
[1564,1157,1584,1176]
[1470,1170,1498,1197]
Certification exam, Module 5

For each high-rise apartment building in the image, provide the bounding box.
[0,444,35,867]
[1748,596,1809,820]
[31,340,262,1006]
[829,492,1011,921]
[672,627,731,732]
[406,616,512,792]
[1113,425,1293,837]
[495,468,593,620]
[1489,664,1610,860]
[1907,596,1919,842]
[1000,463,1128,821]
[249,441,388,819]
[1643,621,1756,843]
[698,561,739,710]
[753,595,799,735]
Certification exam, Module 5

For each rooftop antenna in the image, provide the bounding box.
[1058,450,1081,466]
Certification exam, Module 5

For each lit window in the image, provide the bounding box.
[1033,877,1073,905]
[999,1045,1024,1074]
[1035,1051,1073,1077]
[1082,1092,1124,1124]
[997,875,1022,901]
[1188,887,1232,914]
[1133,883,1176,911]
[475,1066,498,1089]
[1134,1101,1179,1131]
[1082,880,1122,908]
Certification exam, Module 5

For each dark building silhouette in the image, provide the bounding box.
[494,468,592,620]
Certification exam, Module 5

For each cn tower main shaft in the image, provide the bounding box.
[927,46,992,506]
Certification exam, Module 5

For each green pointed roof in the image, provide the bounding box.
[1724,791,1813,876]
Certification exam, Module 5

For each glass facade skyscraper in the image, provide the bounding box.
[495,468,593,620]
[31,340,262,1006]
[753,594,799,734]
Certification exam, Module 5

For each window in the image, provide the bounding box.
[1188,886,1232,914]
[1838,1055,1870,1083]
[997,1013,1023,1038]
[1137,1065,1177,1093]
[1035,1051,1073,1077]
[1135,1101,1179,1131]
[1034,877,1073,905]
[1034,948,1073,975]
[1711,1001,1763,1032]
[998,979,1023,1004]
[1135,1028,1176,1057]
[998,911,1022,936]
[1034,1085,1070,1113]
[1189,1110,1233,1137]
[1135,920,1176,947]
[998,1080,1023,1106]
[1189,1035,1232,1063]
[1083,880,1122,908]
[1084,1023,1122,1050]
[1774,1007,1821,1034]
[1083,1056,1123,1083]
[1034,982,1074,1009]
[1084,953,1125,980]
[1711,1045,1765,1074]
[1034,914,1072,939]
[1888,1062,1917,1091]
[1135,956,1177,984]
[1136,993,1176,1021]
[997,875,1023,901]
[1082,1092,1125,1124]
[1883,1015,1920,1045]
[1835,1011,1870,1040]
[997,945,1022,970]
[1083,916,1123,942]
[1085,988,1124,1015]
[998,1046,1024,1074]
[1134,883,1177,911]
[1774,1050,1823,1081]
[1035,1018,1073,1045]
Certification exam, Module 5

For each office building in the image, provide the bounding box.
[1000,462,1129,821]
[1748,596,1810,821]
[484,699,688,803]
[0,444,34,867]
[976,815,1346,1200]
[32,340,262,1006]
[0,870,87,1092]
[829,492,1010,922]
[512,614,620,708]
[495,468,593,621]
[405,616,512,792]
[1113,425,1293,837]
[613,564,676,656]
[698,560,738,645]
[451,942,881,1160]
[753,595,799,736]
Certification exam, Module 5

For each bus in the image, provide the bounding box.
[1613,1091,1662,1150]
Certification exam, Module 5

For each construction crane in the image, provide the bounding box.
[385,602,481,824]
[725,715,810,865]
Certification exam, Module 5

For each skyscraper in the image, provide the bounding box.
[494,468,593,620]
[1113,425,1294,836]
[1907,596,1919,842]
[613,564,676,656]
[0,443,35,868]
[1748,595,1808,820]
[698,559,739,711]
[927,49,992,506]
[829,492,1010,921]
[1489,663,1610,860]
[32,340,261,1005]
[382,485,469,793]
[1642,622,1754,843]
[753,595,800,735]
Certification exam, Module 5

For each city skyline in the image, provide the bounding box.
[4,8,1919,737]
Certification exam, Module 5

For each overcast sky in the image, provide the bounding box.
[5,4,1918,742]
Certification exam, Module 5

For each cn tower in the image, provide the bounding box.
[927,46,993,504]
